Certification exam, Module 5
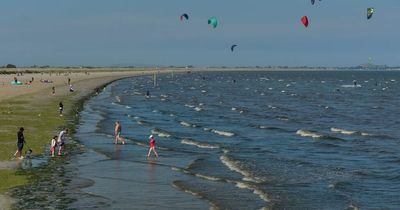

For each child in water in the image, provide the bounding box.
[50,135,57,157]
[147,135,158,158]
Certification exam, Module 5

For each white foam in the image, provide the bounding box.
[234,181,269,202]
[194,107,203,112]
[296,130,323,138]
[220,155,264,183]
[194,173,221,181]
[115,96,121,102]
[125,106,131,109]
[180,121,191,127]
[181,139,219,149]
[231,107,237,111]
[211,129,235,137]
[361,132,376,137]
[341,85,362,88]
[330,127,356,135]
[201,90,207,93]
[151,129,171,138]
[185,104,195,108]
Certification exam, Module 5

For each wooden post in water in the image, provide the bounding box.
[153,72,157,87]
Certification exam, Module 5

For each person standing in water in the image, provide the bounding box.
[147,135,158,158]
[14,127,26,159]
[50,135,57,157]
[57,128,68,156]
[114,121,125,144]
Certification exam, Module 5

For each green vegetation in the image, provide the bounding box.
[0,90,74,192]
[0,170,28,193]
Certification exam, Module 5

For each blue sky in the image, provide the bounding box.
[0,0,399,67]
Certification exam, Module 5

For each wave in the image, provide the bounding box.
[185,104,195,108]
[341,85,362,88]
[151,128,172,138]
[254,125,293,133]
[172,165,270,205]
[172,181,219,210]
[220,155,265,183]
[180,120,199,128]
[137,120,151,126]
[204,128,235,137]
[194,107,203,112]
[296,130,324,138]
[181,139,219,149]
[330,127,357,135]
[331,128,390,138]
[233,181,270,202]
[297,130,345,141]
[180,121,192,127]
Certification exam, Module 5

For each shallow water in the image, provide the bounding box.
[72,71,400,209]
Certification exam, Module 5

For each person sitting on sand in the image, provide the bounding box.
[50,135,57,157]
[147,135,158,158]
[114,121,125,144]
[57,128,68,156]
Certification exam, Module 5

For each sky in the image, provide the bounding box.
[0,0,399,67]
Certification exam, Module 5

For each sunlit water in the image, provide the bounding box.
[72,71,400,210]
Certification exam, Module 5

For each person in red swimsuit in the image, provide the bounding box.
[147,135,158,158]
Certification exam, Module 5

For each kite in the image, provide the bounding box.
[301,16,309,27]
[208,17,218,28]
[180,13,189,21]
[367,8,374,19]
[231,45,237,52]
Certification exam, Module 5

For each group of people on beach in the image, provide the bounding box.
[13,127,68,159]
[115,121,158,158]
[50,128,68,157]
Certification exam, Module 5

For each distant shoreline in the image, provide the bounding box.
[1,66,400,75]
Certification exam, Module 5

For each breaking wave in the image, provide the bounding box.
[181,139,219,149]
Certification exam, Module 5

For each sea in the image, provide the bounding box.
[70,71,400,210]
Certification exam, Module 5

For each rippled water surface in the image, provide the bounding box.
[73,71,400,210]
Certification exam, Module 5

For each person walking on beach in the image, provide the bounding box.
[114,121,125,144]
[57,128,68,156]
[147,135,158,158]
[59,102,64,116]
[14,127,26,159]
[50,135,57,157]
[52,86,55,95]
